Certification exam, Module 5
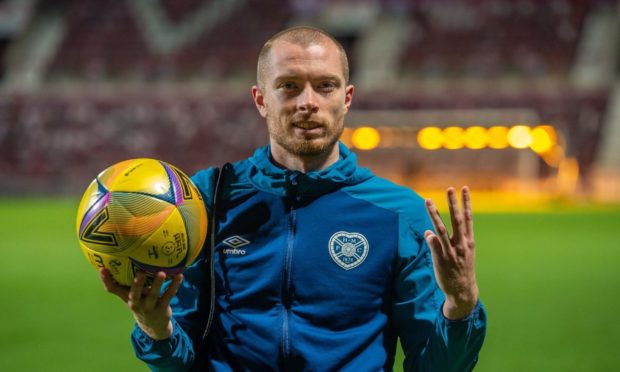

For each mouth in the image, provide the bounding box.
[293,121,325,140]
[292,121,325,137]
[293,121,323,130]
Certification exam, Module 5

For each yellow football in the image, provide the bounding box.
[76,159,207,286]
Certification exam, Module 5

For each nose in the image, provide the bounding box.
[297,84,319,113]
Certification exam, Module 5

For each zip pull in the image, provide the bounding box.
[287,172,302,202]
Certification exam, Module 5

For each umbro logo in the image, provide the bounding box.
[223,235,250,248]
[222,235,250,255]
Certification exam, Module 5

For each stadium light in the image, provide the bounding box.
[487,126,509,149]
[350,125,564,170]
[529,125,556,154]
[417,127,443,150]
[351,127,381,150]
[443,126,465,149]
[507,125,532,149]
[464,126,488,149]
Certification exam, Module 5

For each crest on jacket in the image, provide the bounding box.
[328,231,369,270]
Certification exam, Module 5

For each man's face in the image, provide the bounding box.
[253,40,354,158]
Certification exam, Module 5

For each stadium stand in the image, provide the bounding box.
[39,0,599,84]
[46,0,291,84]
[401,0,590,80]
[0,92,267,193]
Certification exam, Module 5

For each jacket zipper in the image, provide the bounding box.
[281,200,296,363]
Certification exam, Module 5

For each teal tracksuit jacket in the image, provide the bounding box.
[131,143,487,371]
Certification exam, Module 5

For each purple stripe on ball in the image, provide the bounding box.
[162,162,184,205]
[79,191,110,236]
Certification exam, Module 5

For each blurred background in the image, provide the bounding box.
[0,0,619,371]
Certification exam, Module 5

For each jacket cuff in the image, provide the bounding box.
[131,319,179,359]
[438,299,486,328]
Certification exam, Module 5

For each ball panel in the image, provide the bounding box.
[177,198,207,265]
[76,179,107,236]
[165,163,207,265]
[106,159,172,197]
[79,242,133,286]
[161,162,185,205]
[189,182,208,264]
[79,193,176,255]
[97,159,136,190]
[128,207,189,268]
[78,190,110,238]
[79,200,120,253]
[108,192,175,235]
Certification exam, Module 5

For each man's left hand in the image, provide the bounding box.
[424,186,479,320]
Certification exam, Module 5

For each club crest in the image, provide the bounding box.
[328,231,369,270]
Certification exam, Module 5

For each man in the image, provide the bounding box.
[100,26,486,371]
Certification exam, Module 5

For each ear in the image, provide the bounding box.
[252,86,268,118]
[343,84,354,114]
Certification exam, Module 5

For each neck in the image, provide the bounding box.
[270,142,340,173]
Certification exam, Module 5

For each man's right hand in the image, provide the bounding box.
[99,268,183,340]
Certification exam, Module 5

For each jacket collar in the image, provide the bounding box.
[248,142,372,198]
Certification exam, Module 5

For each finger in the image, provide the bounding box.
[425,198,451,253]
[159,274,183,309]
[424,230,446,260]
[447,187,465,243]
[461,186,474,240]
[142,272,166,310]
[99,268,129,302]
[128,271,146,307]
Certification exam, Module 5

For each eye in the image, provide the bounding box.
[317,81,337,92]
[278,81,298,90]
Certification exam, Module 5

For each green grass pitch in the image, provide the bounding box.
[1,198,619,371]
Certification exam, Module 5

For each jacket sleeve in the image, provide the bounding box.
[130,167,218,371]
[393,203,487,372]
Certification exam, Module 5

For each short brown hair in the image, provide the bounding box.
[256,26,350,88]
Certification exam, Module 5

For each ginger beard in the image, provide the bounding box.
[265,109,345,157]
